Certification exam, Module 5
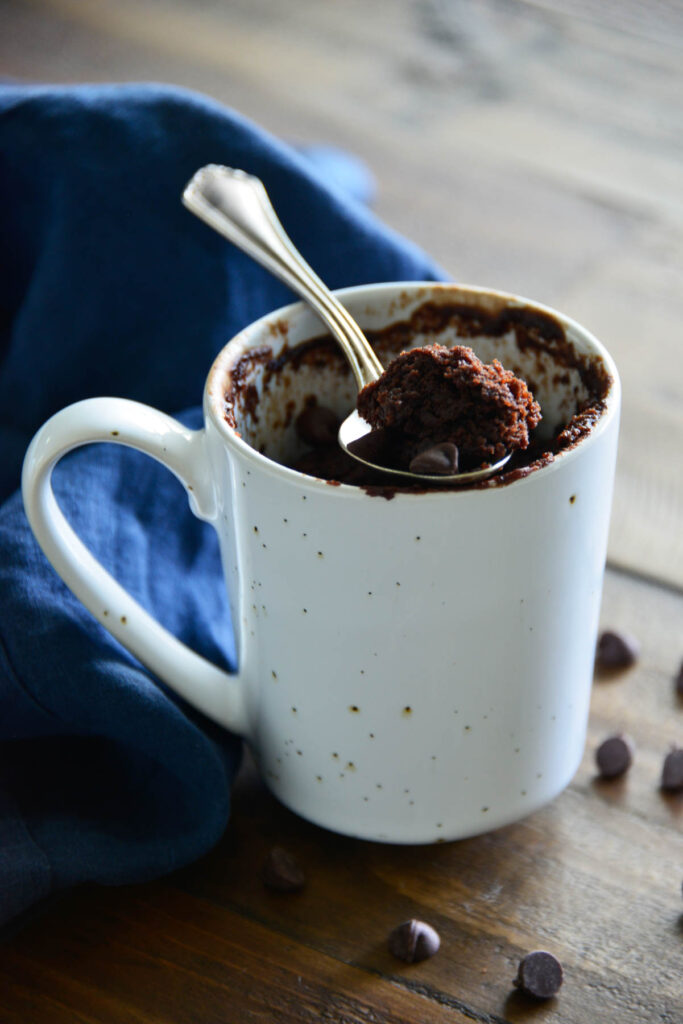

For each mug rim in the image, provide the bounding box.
[204,281,621,497]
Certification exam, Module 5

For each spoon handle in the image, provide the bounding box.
[182,165,384,390]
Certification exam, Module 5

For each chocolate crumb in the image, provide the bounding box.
[595,733,635,779]
[261,846,306,892]
[660,746,683,792]
[514,951,563,999]
[388,919,440,963]
[595,630,639,671]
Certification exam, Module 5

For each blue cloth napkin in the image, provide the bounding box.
[0,82,445,927]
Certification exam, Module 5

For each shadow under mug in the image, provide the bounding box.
[22,282,620,843]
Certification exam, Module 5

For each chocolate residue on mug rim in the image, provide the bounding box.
[224,344,272,428]
[223,300,613,496]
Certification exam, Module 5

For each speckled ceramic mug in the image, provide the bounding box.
[22,282,620,843]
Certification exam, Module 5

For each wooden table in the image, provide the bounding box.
[1,1,682,1021]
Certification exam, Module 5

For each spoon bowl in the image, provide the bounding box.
[338,410,512,484]
[182,165,510,485]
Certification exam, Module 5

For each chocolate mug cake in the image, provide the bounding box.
[223,295,611,496]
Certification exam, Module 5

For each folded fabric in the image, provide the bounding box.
[0,82,445,928]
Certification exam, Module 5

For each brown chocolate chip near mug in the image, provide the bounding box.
[388,919,440,963]
[514,951,563,999]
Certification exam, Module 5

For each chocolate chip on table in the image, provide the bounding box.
[388,919,440,963]
[261,846,306,892]
[513,951,563,999]
[595,733,635,779]
[660,746,683,792]
[409,442,459,475]
[595,630,640,671]
[295,404,340,446]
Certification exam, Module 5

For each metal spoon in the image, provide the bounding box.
[182,165,510,484]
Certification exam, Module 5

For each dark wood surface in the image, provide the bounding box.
[1,1,682,1021]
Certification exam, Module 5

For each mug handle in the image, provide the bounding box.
[21,397,249,736]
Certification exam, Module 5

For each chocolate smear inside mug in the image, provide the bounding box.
[221,294,612,497]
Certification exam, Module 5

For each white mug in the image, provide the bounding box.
[22,282,620,843]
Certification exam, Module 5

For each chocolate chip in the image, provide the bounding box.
[388,919,440,963]
[514,951,563,999]
[595,733,635,779]
[347,427,393,464]
[595,630,639,671]
[261,846,306,892]
[295,404,340,446]
[409,442,459,475]
[660,746,683,792]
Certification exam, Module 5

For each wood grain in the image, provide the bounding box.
[2,892,484,1023]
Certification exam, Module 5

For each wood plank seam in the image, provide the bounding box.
[166,895,514,1024]
[358,971,512,1024]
